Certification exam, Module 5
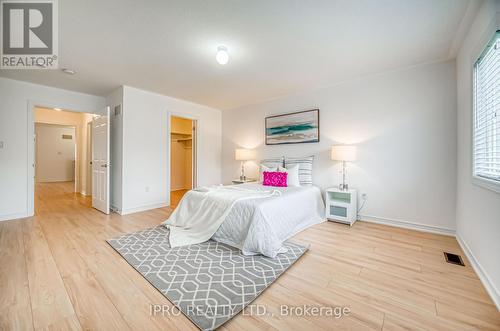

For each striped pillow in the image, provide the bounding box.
[284,156,314,186]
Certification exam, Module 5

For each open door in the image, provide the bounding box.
[92,107,110,214]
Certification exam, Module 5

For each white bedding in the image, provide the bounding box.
[212,183,325,257]
[163,183,325,258]
[163,185,281,247]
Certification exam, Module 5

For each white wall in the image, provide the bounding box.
[0,77,105,221]
[120,86,221,214]
[455,0,500,309]
[35,124,76,182]
[222,61,457,232]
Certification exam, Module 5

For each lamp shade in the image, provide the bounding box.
[235,148,254,161]
[331,145,357,162]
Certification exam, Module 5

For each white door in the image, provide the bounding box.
[92,107,110,214]
[86,122,92,196]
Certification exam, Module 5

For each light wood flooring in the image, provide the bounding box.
[1,181,499,330]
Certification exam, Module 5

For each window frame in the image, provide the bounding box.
[471,30,500,194]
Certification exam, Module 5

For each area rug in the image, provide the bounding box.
[107,226,307,330]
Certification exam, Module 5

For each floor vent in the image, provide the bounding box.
[444,252,465,266]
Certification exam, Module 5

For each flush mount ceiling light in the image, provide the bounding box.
[53,108,62,111]
[216,46,229,65]
[62,68,76,75]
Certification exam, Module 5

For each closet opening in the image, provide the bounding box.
[170,115,196,207]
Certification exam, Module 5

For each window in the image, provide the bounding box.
[473,31,500,191]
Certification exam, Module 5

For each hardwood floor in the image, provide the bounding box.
[1,181,499,330]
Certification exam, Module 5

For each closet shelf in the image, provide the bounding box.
[171,132,192,137]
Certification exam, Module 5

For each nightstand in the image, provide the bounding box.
[325,188,357,226]
[232,179,257,184]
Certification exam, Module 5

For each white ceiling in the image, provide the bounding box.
[0,0,479,110]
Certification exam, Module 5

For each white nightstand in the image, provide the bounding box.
[232,179,257,184]
[325,188,357,226]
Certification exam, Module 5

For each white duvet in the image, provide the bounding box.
[163,183,325,258]
[163,185,281,247]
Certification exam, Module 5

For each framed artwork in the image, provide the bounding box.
[265,109,320,145]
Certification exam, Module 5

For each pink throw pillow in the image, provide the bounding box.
[263,171,288,187]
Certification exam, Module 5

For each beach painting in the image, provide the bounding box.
[265,109,319,145]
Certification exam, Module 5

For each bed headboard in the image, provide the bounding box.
[260,156,285,168]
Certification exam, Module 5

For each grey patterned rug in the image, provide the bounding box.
[107,226,307,330]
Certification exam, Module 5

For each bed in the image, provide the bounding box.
[163,182,325,258]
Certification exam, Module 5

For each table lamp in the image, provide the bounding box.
[331,145,357,190]
[235,148,254,180]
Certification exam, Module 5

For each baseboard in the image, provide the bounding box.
[456,233,500,311]
[120,201,169,215]
[0,211,31,222]
[358,214,456,236]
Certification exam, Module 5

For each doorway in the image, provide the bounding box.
[33,107,96,213]
[170,115,196,206]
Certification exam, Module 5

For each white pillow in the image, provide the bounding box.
[278,165,300,187]
[259,164,277,183]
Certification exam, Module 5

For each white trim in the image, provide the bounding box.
[358,214,455,236]
[469,23,500,196]
[456,233,500,311]
[0,212,30,222]
[472,176,500,194]
[120,201,169,215]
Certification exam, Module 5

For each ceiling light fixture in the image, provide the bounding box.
[216,46,229,65]
[54,108,62,111]
[62,68,76,75]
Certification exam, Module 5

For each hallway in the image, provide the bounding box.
[35,181,85,215]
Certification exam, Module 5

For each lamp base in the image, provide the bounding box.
[239,161,246,181]
[339,161,349,191]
